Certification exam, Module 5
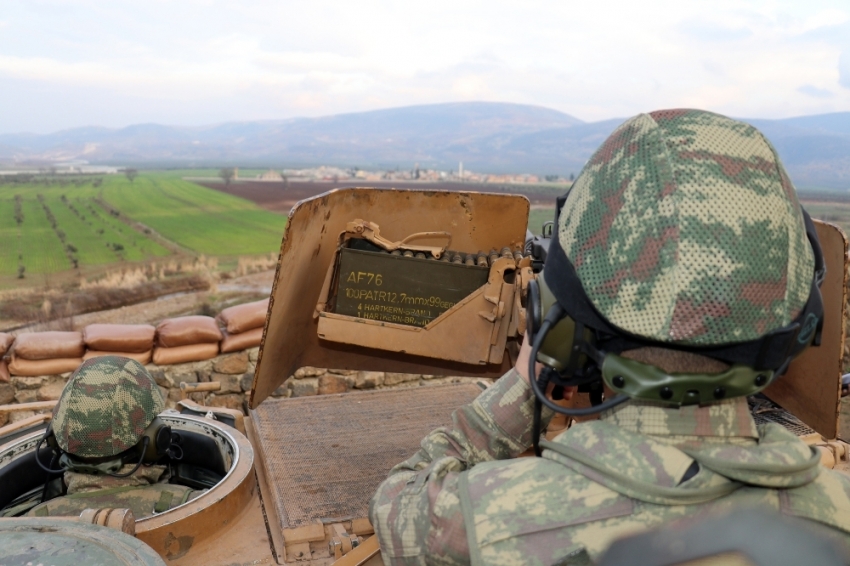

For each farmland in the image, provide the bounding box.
[0,172,287,289]
[4,169,845,292]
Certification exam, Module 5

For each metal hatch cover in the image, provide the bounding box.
[0,518,167,565]
[249,383,483,531]
[250,187,529,407]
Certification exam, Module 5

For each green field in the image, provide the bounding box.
[798,200,850,237]
[99,175,285,255]
[528,207,556,235]
[0,172,287,286]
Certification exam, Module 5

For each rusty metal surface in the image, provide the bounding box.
[251,188,528,407]
[250,383,483,529]
[765,221,848,439]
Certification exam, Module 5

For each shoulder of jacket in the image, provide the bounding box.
[782,468,850,535]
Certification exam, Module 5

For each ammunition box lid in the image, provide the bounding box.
[250,187,530,407]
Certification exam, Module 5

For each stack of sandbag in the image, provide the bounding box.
[8,331,84,377]
[153,316,222,365]
[217,298,269,353]
[0,333,13,383]
[83,324,156,365]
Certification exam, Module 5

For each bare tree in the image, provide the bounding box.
[219,167,236,187]
[125,168,138,183]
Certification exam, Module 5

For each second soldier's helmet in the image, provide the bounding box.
[528,109,825,414]
[52,356,166,459]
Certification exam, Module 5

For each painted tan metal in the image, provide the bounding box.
[800,433,850,471]
[344,219,452,258]
[316,254,519,366]
[133,414,259,564]
[79,508,136,535]
[176,399,246,435]
[330,536,382,566]
[251,187,529,407]
[765,220,849,439]
[5,508,137,535]
[155,488,276,566]
[246,415,288,563]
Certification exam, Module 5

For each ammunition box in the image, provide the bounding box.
[331,243,489,328]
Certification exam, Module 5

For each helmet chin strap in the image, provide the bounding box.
[528,302,628,456]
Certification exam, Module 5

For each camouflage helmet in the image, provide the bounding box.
[553,108,815,346]
[52,356,164,459]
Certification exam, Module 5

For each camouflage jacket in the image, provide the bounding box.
[370,369,850,565]
[26,464,203,520]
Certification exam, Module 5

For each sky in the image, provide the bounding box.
[1,0,850,134]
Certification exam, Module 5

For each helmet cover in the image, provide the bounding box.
[52,356,164,458]
[557,109,815,346]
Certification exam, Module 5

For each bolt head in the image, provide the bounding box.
[660,387,673,400]
[612,375,625,388]
[714,387,726,399]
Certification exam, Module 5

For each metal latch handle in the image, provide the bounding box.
[346,219,452,258]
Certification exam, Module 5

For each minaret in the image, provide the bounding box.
[459,161,463,181]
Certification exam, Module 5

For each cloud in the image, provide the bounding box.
[678,20,753,42]
[841,51,850,88]
[2,0,850,133]
[797,84,834,98]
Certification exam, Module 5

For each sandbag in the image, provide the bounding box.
[8,355,82,377]
[83,350,153,365]
[153,343,219,366]
[0,333,13,356]
[217,299,269,334]
[0,360,9,383]
[156,316,222,348]
[220,327,263,353]
[83,324,155,353]
[12,331,85,361]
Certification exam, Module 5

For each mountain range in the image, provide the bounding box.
[1,102,848,189]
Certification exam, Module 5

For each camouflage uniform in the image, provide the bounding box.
[370,110,850,564]
[370,369,850,565]
[26,356,202,519]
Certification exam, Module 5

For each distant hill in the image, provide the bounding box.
[1,102,848,189]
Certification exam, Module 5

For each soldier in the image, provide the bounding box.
[370,109,850,564]
[23,356,202,518]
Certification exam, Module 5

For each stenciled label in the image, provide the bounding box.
[333,248,488,327]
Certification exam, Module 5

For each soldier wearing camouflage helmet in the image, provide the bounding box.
[370,109,850,564]
[20,356,203,519]
[52,355,164,462]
